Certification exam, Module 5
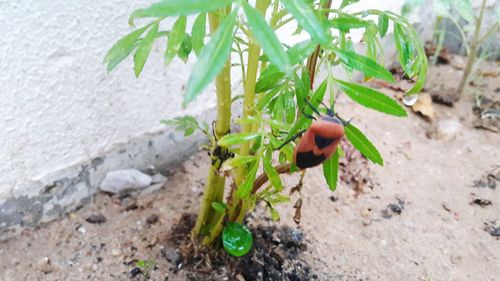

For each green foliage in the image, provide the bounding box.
[106,0,428,256]
[160,115,208,137]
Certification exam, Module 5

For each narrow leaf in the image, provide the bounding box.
[330,17,369,31]
[129,0,233,26]
[282,80,328,144]
[345,123,383,165]
[393,23,412,74]
[322,150,339,191]
[183,9,237,106]
[211,202,227,213]
[336,80,407,117]
[191,13,207,56]
[134,22,159,77]
[218,132,261,147]
[237,159,259,198]
[333,48,395,83]
[281,0,330,45]
[178,34,193,62]
[263,150,284,192]
[104,23,153,72]
[165,16,187,64]
[243,1,291,75]
[377,14,389,38]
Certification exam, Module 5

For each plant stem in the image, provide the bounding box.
[456,0,487,97]
[192,11,232,241]
[228,0,269,222]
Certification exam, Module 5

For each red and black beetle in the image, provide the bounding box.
[279,100,348,169]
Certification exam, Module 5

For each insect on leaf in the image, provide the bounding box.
[281,0,330,45]
[322,150,339,191]
[243,1,292,75]
[336,80,407,117]
[165,16,187,64]
[183,9,238,106]
[134,22,159,77]
[345,123,383,165]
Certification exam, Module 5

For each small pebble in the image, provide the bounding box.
[76,224,87,234]
[85,214,107,224]
[129,267,142,278]
[36,257,53,273]
[146,214,159,225]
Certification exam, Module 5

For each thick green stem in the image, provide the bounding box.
[227,0,269,222]
[457,0,487,97]
[192,12,232,242]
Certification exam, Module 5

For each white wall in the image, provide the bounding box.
[0,0,216,200]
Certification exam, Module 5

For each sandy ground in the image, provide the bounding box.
[0,61,499,281]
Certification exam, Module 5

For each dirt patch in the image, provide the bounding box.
[160,213,317,281]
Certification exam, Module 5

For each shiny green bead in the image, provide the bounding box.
[222,222,253,257]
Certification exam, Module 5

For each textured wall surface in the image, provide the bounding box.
[0,0,216,199]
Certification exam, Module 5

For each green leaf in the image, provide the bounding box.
[243,1,292,75]
[237,159,259,198]
[263,149,284,192]
[104,23,153,72]
[256,67,285,93]
[345,123,383,165]
[333,48,395,83]
[178,34,192,62]
[287,40,317,64]
[165,16,187,64]
[183,9,237,106]
[336,80,407,117]
[377,14,389,38]
[129,0,233,26]
[281,0,330,45]
[330,17,369,31]
[222,155,257,169]
[393,23,412,74]
[211,202,227,213]
[406,57,428,94]
[222,222,253,257]
[218,132,261,147]
[134,22,159,77]
[323,150,339,191]
[455,0,474,23]
[161,115,204,136]
[340,0,360,9]
[282,80,328,144]
[191,13,207,56]
[268,204,280,221]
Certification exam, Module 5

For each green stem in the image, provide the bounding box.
[457,0,487,97]
[192,11,232,242]
[227,0,269,222]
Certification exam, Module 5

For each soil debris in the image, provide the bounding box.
[382,198,405,219]
[474,165,499,190]
[425,43,451,65]
[470,198,492,208]
[146,214,159,225]
[85,213,107,224]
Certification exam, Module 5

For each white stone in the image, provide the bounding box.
[151,173,167,184]
[99,169,152,194]
[434,119,462,142]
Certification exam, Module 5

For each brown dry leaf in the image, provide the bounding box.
[411,92,435,120]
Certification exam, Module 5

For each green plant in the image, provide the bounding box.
[405,0,499,97]
[105,0,427,256]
